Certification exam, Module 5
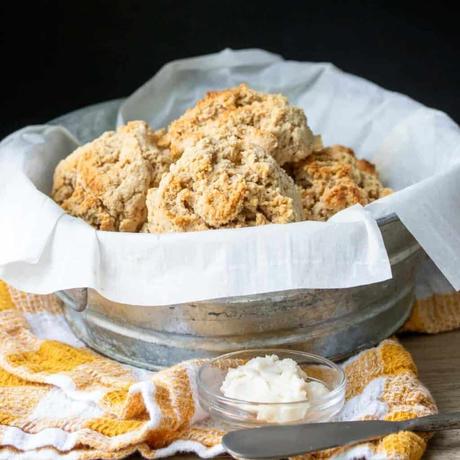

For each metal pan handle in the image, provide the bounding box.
[56,288,88,312]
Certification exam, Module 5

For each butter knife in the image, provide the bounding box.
[222,412,460,459]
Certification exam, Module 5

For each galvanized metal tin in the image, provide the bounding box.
[52,100,421,370]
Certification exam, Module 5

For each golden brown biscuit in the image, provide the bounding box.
[288,145,392,221]
[52,121,174,232]
[119,123,178,187]
[144,127,304,233]
[167,84,322,165]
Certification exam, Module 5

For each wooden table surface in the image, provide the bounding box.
[401,329,460,458]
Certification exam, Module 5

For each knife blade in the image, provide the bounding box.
[222,413,460,459]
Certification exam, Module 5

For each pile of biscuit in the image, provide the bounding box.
[52,84,391,233]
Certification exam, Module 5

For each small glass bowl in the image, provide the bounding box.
[197,349,346,429]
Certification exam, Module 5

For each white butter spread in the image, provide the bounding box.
[221,354,330,422]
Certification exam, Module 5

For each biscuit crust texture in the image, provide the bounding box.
[288,145,392,221]
[167,84,322,165]
[52,88,392,233]
[52,121,174,232]
[144,127,304,233]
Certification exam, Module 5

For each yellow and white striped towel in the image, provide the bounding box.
[0,278,454,459]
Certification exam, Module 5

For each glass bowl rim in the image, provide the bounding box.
[197,348,346,407]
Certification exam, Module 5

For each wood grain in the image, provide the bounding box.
[401,330,460,458]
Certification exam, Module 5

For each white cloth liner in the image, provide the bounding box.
[0,48,459,305]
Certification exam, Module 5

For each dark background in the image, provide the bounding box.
[0,0,458,139]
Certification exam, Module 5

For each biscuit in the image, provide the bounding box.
[52,121,174,232]
[144,127,304,233]
[167,84,322,165]
[288,145,392,221]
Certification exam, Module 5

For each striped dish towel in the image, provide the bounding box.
[1,278,455,459]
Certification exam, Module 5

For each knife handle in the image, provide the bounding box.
[402,412,460,432]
